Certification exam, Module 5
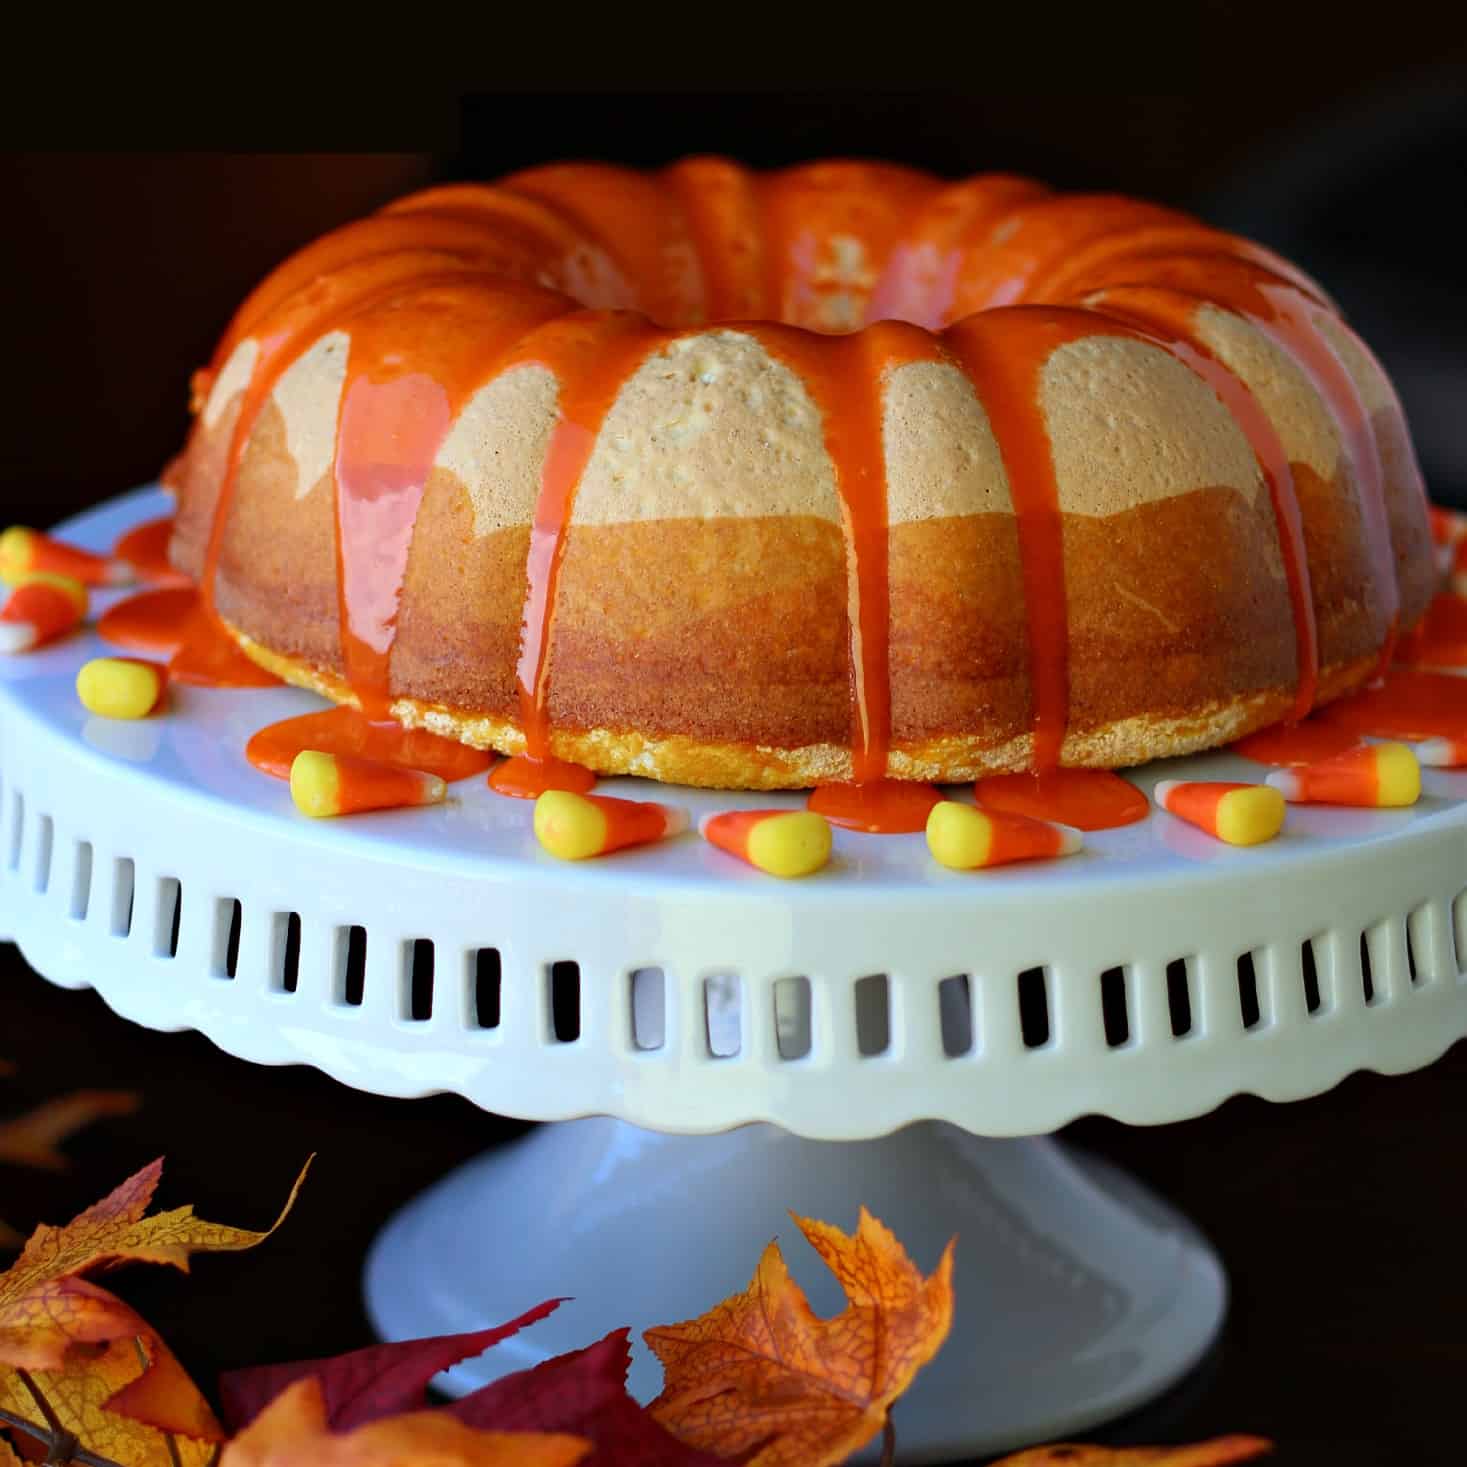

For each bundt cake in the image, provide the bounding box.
[164,158,1436,791]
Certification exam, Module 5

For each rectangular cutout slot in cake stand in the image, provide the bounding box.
[338,925,367,1007]
[1236,950,1265,1031]
[405,938,434,1020]
[110,857,134,939]
[703,973,742,1057]
[629,968,665,1051]
[1301,938,1325,1015]
[1166,958,1194,1038]
[548,961,580,1043]
[1017,967,1050,1050]
[69,841,92,922]
[211,898,242,980]
[472,948,501,1029]
[272,913,303,994]
[154,877,181,959]
[774,976,813,1060]
[1407,902,1455,986]
[1452,889,1467,978]
[33,814,53,895]
[1100,966,1131,1049]
[854,974,891,1057]
[939,975,975,1057]
[6,791,23,872]
[1358,930,1376,1006]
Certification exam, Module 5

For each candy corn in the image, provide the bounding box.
[1416,736,1467,769]
[534,789,688,861]
[1152,779,1286,846]
[76,656,167,719]
[290,749,446,819]
[1265,741,1421,808]
[0,526,132,588]
[0,572,88,653]
[925,800,1082,871]
[700,809,833,878]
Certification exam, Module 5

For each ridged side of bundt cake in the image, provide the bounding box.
[165,160,1434,790]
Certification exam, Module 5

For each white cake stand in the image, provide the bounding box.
[5,489,1467,1463]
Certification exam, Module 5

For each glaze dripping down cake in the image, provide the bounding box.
[165,159,1436,790]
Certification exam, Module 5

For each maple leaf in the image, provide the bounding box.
[219,1376,591,1467]
[0,1090,141,1171]
[0,1158,309,1466]
[645,1207,954,1467]
[0,1156,309,1370]
[219,1301,566,1430]
[0,1282,222,1465]
[989,1439,1273,1465]
[450,1329,736,1467]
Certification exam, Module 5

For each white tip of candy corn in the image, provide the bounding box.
[0,621,37,654]
[1151,779,1182,808]
[1416,737,1456,768]
[1264,769,1303,801]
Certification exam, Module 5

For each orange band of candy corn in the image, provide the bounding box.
[1265,742,1421,808]
[925,801,1082,871]
[0,526,132,587]
[290,750,446,818]
[1153,779,1285,846]
[700,809,832,878]
[0,573,88,652]
[534,789,688,860]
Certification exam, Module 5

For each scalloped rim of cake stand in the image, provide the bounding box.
[2,486,1466,1139]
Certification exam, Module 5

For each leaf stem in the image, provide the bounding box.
[0,1405,125,1467]
[15,1370,66,1440]
[880,1414,895,1467]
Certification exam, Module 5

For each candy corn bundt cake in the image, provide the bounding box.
[165,159,1436,790]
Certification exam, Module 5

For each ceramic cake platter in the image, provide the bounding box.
[5,487,1467,1462]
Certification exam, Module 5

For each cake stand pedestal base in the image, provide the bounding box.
[365,1118,1226,1465]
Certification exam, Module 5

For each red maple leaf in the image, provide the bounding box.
[449,1329,735,1467]
[218,1301,565,1431]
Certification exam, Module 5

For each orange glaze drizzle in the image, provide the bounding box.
[490,312,674,800]
[113,516,189,586]
[99,586,280,686]
[945,306,1160,831]
[329,285,569,720]
[98,587,199,657]
[1231,721,1363,767]
[1086,285,1318,720]
[246,705,492,783]
[748,320,944,832]
[1315,668,1467,743]
[1397,591,1467,668]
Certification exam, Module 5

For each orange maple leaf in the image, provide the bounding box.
[0,1158,309,1466]
[989,1439,1273,1465]
[0,1090,141,1172]
[645,1206,954,1467]
[219,1377,592,1467]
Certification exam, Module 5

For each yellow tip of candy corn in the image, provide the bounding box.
[290,750,344,819]
[1374,741,1423,807]
[535,789,611,860]
[76,657,167,719]
[1214,785,1286,846]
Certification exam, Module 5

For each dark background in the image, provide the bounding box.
[4,55,1467,1465]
